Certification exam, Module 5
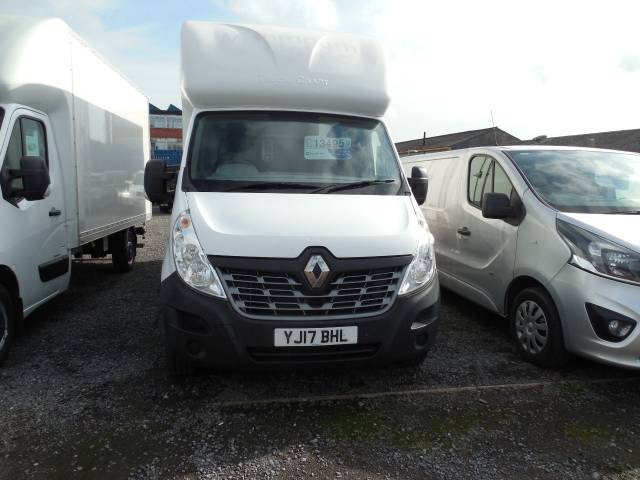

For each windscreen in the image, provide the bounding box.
[508,149,640,213]
[186,112,402,194]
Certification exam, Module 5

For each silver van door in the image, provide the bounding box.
[450,154,519,314]
[417,156,464,276]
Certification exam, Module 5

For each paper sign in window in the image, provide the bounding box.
[304,136,352,160]
[24,133,41,157]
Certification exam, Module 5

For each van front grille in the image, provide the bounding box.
[218,266,404,318]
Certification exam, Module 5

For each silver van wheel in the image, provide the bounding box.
[515,300,548,354]
[0,302,8,351]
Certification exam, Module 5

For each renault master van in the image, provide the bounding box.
[145,22,440,374]
[403,146,640,369]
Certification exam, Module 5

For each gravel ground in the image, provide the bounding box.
[1,209,639,479]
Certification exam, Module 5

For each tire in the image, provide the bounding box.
[510,287,569,368]
[159,312,194,377]
[159,204,172,214]
[0,285,16,365]
[396,350,429,368]
[166,347,195,377]
[111,228,137,273]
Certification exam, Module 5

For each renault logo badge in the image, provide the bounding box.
[304,255,330,288]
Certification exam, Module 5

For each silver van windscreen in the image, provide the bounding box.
[508,149,640,214]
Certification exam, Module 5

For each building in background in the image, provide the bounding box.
[396,127,640,156]
[395,127,521,157]
[524,128,640,153]
[149,103,183,165]
[149,103,183,210]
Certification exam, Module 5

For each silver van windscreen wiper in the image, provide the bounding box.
[603,209,640,214]
[312,179,397,194]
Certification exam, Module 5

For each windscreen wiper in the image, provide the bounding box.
[224,182,323,192]
[605,210,640,214]
[312,179,397,194]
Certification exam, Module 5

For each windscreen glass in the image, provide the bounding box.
[508,149,640,213]
[187,112,402,194]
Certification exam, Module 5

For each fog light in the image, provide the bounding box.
[608,320,633,339]
[586,303,636,342]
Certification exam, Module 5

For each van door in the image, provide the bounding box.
[0,109,69,312]
[450,154,519,313]
[414,156,464,276]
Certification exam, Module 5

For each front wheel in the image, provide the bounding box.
[510,287,569,368]
[166,347,195,377]
[0,285,16,364]
[160,317,194,377]
[111,228,137,273]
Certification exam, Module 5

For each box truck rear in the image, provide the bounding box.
[0,16,151,362]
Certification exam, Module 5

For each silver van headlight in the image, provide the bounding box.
[172,210,226,298]
[557,220,640,285]
[399,229,436,295]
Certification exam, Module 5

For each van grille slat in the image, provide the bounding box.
[219,266,404,318]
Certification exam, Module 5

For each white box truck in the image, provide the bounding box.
[145,22,440,375]
[0,17,151,362]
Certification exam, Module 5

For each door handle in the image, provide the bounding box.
[49,207,62,217]
[457,226,471,236]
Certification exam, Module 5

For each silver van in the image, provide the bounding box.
[402,146,640,369]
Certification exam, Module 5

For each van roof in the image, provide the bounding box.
[180,22,389,126]
[401,145,640,162]
[499,145,639,154]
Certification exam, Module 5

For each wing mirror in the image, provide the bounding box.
[482,192,518,219]
[9,156,50,201]
[407,166,428,205]
[144,159,169,204]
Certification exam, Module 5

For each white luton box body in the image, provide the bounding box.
[0,16,150,362]
[180,21,390,135]
[0,16,151,246]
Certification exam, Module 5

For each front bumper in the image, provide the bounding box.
[550,264,640,370]
[159,272,441,370]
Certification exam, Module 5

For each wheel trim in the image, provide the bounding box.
[0,302,8,351]
[515,300,548,354]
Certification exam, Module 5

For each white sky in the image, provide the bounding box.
[3,0,640,142]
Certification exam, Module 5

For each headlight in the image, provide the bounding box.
[173,210,226,298]
[557,219,640,285]
[399,229,436,295]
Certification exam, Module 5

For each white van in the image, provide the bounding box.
[145,22,440,374]
[402,146,640,369]
[0,17,151,362]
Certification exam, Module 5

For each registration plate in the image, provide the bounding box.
[274,327,358,347]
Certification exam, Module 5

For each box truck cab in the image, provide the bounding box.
[402,146,640,370]
[145,22,440,374]
[0,17,150,362]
